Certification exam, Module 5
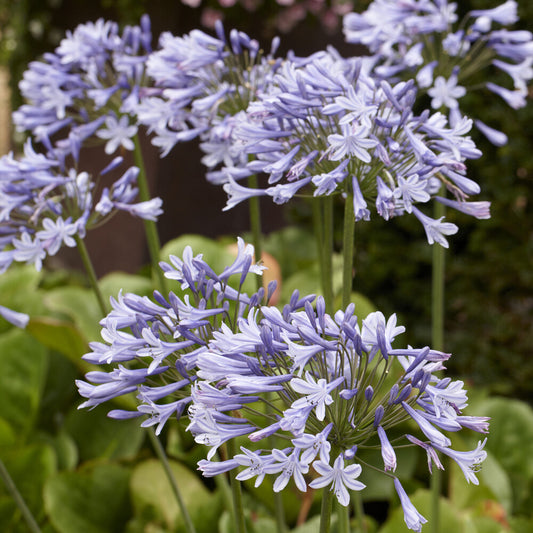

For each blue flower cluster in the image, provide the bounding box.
[217,52,488,246]
[13,16,152,161]
[76,238,268,430]
[0,143,161,272]
[77,243,489,531]
[137,22,281,172]
[343,0,533,145]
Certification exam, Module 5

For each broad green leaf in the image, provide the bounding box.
[378,489,464,533]
[478,452,512,514]
[469,516,506,533]
[43,286,102,341]
[130,458,221,533]
[35,429,79,472]
[0,329,48,438]
[477,397,533,477]
[0,417,15,447]
[263,226,317,278]
[474,397,533,513]
[64,403,144,462]
[509,516,533,533]
[0,443,57,523]
[38,350,82,431]
[160,234,236,274]
[449,449,511,514]
[0,497,21,533]
[99,272,153,301]
[26,317,90,369]
[44,463,131,533]
[0,265,44,333]
[281,254,343,304]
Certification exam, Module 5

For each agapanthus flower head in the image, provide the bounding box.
[0,140,161,272]
[76,238,268,435]
[137,21,282,174]
[13,15,152,161]
[216,50,487,246]
[76,239,489,525]
[188,291,489,521]
[343,0,533,145]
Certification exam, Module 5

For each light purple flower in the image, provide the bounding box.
[394,477,427,532]
[428,75,466,110]
[309,454,365,506]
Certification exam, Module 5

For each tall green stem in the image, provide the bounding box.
[337,500,350,533]
[247,174,263,292]
[226,439,247,533]
[353,491,366,533]
[312,199,327,304]
[132,135,167,293]
[75,235,107,316]
[430,198,446,533]
[147,430,196,533]
[342,193,355,308]
[0,459,41,533]
[323,196,334,313]
[319,487,334,533]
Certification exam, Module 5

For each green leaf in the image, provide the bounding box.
[479,452,513,514]
[35,429,79,472]
[160,234,236,274]
[450,449,512,515]
[44,463,131,533]
[130,458,221,533]
[474,397,533,513]
[43,286,102,341]
[0,418,16,447]
[281,254,343,304]
[0,443,57,523]
[64,404,144,462]
[0,265,44,333]
[26,317,90,369]
[0,329,48,438]
[477,397,533,477]
[38,350,81,431]
[509,515,533,533]
[99,272,153,301]
[378,489,464,533]
[263,226,317,278]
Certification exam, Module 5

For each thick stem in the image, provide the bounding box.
[75,235,107,316]
[323,196,334,314]
[0,459,41,533]
[431,201,446,352]
[319,486,334,533]
[430,198,446,533]
[226,439,247,533]
[353,490,366,533]
[247,174,263,292]
[147,430,196,533]
[312,199,327,305]
[132,135,167,293]
[337,500,350,533]
[342,193,355,309]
